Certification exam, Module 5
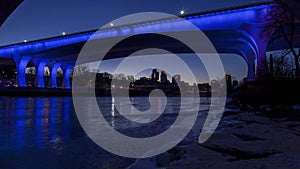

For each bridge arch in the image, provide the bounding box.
[60,65,73,89]
[46,61,61,88]
[13,55,31,87]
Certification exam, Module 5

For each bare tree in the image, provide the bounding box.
[264,4,300,79]
[73,64,90,77]
[27,67,35,76]
[113,73,126,80]
[268,51,295,80]
[72,64,95,87]
[44,69,50,77]
[55,68,63,78]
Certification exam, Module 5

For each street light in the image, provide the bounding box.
[62,32,66,35]
[180,10,185,15]
[110,23,114,27]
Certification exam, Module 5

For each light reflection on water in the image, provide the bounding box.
[0,97,75,153]
[0,96,211,168]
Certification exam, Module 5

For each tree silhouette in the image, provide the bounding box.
[264,4,300,79]
[268,51,295,80]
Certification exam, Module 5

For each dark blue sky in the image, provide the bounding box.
[0,0,268,83]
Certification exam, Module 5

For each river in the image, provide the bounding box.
[0,96,212,169]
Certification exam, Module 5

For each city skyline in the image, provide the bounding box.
[88,53,248,84]
[96,68,238,91]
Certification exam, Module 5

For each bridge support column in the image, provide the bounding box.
[36,60,48,88]
[48,62,61,88]
[254,43,268,80]
[28,58,41,88]
[33,62,39,88]
[61,66,73,89]
[241,23,275,80]
[13,55,31,87]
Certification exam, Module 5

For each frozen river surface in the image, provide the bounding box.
[0,96,211,169]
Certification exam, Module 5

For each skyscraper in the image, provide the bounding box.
[232,80,238,89]
[172,74,181,84]
[225,73,232,92]
[151,69,159,82]
[160,70,168,83]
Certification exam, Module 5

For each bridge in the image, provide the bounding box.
[0,2,297,89]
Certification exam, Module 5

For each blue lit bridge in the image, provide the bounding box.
[0,2,297,89]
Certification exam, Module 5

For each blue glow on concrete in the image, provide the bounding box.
[0,33,92,57]
[238,30,259,57]
[213,37,256,59]
[120,27,132,35]
[186,6,267,30]
[50,63,61,88]
[37,60,48,88]
[14,56,32,87]
[90,30,119,40]
[63,66,73,89]
[205,30,259,57]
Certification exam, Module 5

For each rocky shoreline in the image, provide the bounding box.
[129,105,300,169]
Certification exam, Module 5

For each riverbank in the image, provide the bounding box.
[234,80,300,105]
[0,87,210,97]
[129,105,300,169]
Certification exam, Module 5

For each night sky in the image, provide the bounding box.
[0,0,269,83]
